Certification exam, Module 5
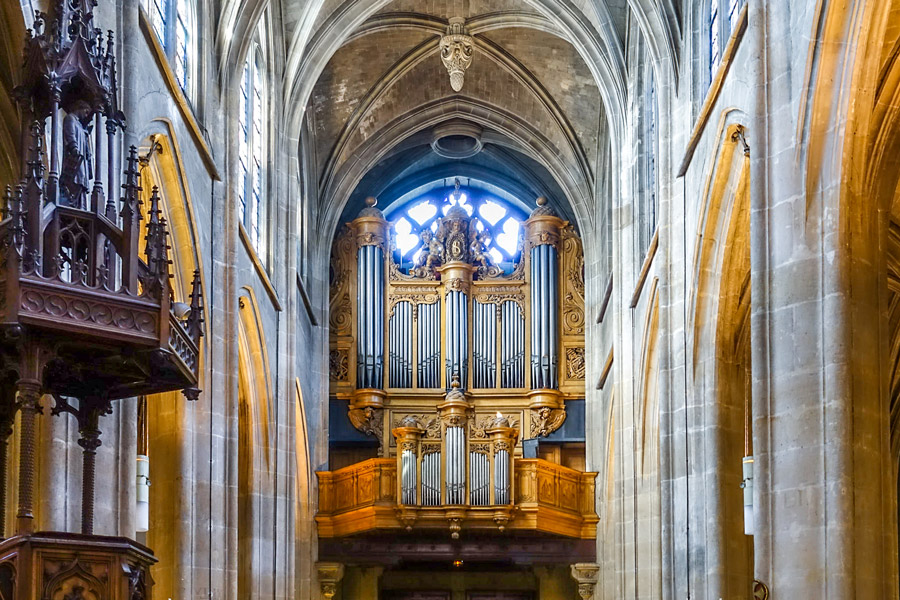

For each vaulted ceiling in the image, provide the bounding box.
[307,0,617,228]
[219,0,682,236]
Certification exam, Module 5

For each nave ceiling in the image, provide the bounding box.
[216,0,682,237]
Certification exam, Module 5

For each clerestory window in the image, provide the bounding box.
[237,21,268,262]
[708,0,747,84]
[142,0,195,97]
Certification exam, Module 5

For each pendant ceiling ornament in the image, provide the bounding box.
[440,17,474,92]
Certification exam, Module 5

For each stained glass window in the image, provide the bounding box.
[145,0,167,45]
[388,185,526,275]
[710,0,721,78]
[238,34,267,261]
[174,0,191,91]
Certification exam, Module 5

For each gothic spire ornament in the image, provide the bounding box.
[440,18,474,92]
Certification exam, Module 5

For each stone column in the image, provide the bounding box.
[570,563,599,599]
[316,562,344,600]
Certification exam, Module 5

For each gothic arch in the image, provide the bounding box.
[318,97,595,246]
[634,279,661,596]
[138,121,209,314]
[237,285,275,600]
[316,33,594,196]
[685,114,752,599]
[136,123,209,600]
[282,0,629,163]
[0,3,24,184]
[294,378,314,599]
[805,0,900,595]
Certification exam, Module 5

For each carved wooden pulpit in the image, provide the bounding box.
[0,1,204,598]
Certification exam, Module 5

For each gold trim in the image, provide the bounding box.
[240,223,282,312]
[138,6,221,181]
[315,458,598,539]
[598,348,614,390]
[630,228,659,309]
[677,3,749,177]
[597,273,613,324]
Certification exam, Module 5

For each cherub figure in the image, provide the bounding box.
[470,230,501,278]
[414,228,444,277]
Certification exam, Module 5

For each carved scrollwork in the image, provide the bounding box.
[348,407,384,451]
[445,277,469,294]
[561,225,585,336]
[329,349,348,382]
[566,347,586,380]
[530,407,566,438]
[470,413,519,438]
[394,414,440,439]
[471,442,490,454]
[20,288,158,335]
[329,227,354,336]
[421,441,441,455]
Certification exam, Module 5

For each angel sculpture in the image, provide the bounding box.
[469,230,502,278]
[413,228,444,278]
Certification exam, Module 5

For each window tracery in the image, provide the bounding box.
[708,0,747,83]
[388,182,526,276]
[142,0,194,95]
[238,24,268,261]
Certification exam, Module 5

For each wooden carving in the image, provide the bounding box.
[329,226,354,336]
[566,347,586,380]
[530,407,566,438]
[561,225,585,336]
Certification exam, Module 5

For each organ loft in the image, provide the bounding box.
[321,184,595,557]
[4,0,900,598]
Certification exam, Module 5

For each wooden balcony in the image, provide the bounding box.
[315,458,598,539]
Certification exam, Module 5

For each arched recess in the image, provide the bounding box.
[688,116,752,598]
[135,124,208,600]
[0,4,25,184]
[294,378,314,599]
[319,97,594,243]
[635,278,662,597]
[803,0,900,594]
[237,287,275,600]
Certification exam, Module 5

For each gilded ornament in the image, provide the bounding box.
[530,406,566,437]
[329,349,349,382]
[566,347,586,380]
[348,406,384,451]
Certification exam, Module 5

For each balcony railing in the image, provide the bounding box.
[315,457,598,539]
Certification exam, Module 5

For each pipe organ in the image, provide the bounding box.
[327,189,587,536]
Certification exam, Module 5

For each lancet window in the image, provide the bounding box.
[142,0,195,95]
[708,0,747,82]
[639,68,659,251]
[237,29,267,260]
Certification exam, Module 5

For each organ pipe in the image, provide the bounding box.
[526,197,562,391]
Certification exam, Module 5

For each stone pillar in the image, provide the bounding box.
[570,563,599,599]
[316,562,344,600]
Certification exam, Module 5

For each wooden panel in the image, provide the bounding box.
[383,592,451,600]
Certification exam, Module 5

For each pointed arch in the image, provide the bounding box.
[136,123,209,600]
[686,114,752,598]
[236,285,275,600]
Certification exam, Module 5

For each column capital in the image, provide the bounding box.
[570,562,600,599]
[316,562,345,599]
